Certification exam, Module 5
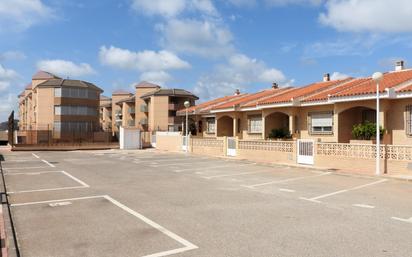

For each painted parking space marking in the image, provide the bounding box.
[174,163,256,173]
[150,160,216,168]
[41,159,55,167]
[4,171,63,176]
[242,172,332,189]
[32,153,40,159]
[391,216,412,224]
[300,179,387,203]
[7,170,90,194]
[279,188,295,193]
[352,204,375,209]
[3,166,49,170]
[11,195,198,257]
[201,170,267,179]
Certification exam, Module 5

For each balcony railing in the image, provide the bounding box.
[140,104,148,112]
[128,120,135,127]
[140,118,148,125]
[128,107,135,114]
[168,103,178,110]
[168,117,176,124]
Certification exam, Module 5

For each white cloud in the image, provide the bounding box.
[265,0,323,6]
[158,19,234,57]
[131,0,217,17]
[193,53,287,100]
[0,93,17,121]
[0,51,26,61]
[36,59,96,78]
[99,46,190,71]
[0,64,20,93]
[0,0,54,31]
[227,0,258,7]
[140,71,173,86]
[319,0,412,33]
[330,72,350,80]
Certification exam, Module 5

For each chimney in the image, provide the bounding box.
[234,89,240,95]
[395,60,405,71]
[272,82,278,89]
[323,73,330,82]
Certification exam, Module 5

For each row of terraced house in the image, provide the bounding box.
[154,61,412,176]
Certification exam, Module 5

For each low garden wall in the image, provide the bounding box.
[237,140,296,164]
[155,132,182,152]
[190,137,225,156]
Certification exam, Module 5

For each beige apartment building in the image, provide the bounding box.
[100,81,198,134]
[178,61,412,146]
[18,71,103,143]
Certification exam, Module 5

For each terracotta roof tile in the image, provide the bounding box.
[112,89,132,95]
[333,69,412,97]
[177,94,246,115]
[303,78,370,102]
[32,70,60,80]
[212,89,286,110]
[135,81,161,89]
[241,87,294,108]
[259,80,348,105]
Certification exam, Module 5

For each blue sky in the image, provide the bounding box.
[1,0,412,121]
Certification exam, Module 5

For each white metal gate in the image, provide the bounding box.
[182,135,188,151]
[227,137,236,156]
[297,139,314,165]
[151,133,156,147]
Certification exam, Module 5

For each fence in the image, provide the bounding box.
[154,133,412,176]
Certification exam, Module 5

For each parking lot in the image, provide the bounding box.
[1,149,412,257]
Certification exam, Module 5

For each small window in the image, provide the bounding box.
[54,88,61,97]
[308,112,333,135]
[206,118,215,133]
[54,106,61,115]
[248,115,262,134]
[406,105,412,136]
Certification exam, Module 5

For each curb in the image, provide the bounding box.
[0,204,8,257]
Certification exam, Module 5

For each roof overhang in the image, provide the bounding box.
[210,107,235,113]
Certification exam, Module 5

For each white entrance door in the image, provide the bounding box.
[227,137,236,156]
[297,139,314,165]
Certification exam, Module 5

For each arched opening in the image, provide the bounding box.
[338,106,376,143]
[265,112,289,139]
[217,115,234,137]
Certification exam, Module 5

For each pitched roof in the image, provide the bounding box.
[141,88,198,100]
[135,81,161,89]
[333,69,412,97]
[25,83,32,90]
[302,78,370,102]
[37,79,103,92]
[116,95,135,104]
[112,89,132,95]
[258,79,350,105]
[240,87,295,108]
[176,94,247,115]
[32,70,61,80]
[100,95,110,100]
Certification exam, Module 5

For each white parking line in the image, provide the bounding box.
[7,170,90,194]
[42,159,55,167]
[242,172,332,188]
[301,179,387,203]
[11,195,198,257]
[32,153,40,159]
[4,171,62,176]
[202,170,267,179]
[3,159,37,163]
[352,204,375,209]
[391,216,412,224]
[151,160,214,168]
[3,166,49,170]
[174,163,256,173]
[279,188,295,193]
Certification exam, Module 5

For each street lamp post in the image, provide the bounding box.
[184,101,190,153]
[372,72,383,176]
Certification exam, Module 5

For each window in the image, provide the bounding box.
[248,115,262,133]
[55,87,98,99]
[309,112,333,134]
[206,118,215,133]
[54,106,97,116]
[54,88,61,97]
[406,105,412,136]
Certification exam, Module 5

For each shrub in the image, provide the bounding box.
[352,121,385,140]
[268,128,291,139]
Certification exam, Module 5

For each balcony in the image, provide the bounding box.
[140,104,148,112]
[168,117,176,124]
[115,110,122,117]
[128,107,135,114]
[128,120,135,127]
[168,103,178,110]
[140,118,148,125]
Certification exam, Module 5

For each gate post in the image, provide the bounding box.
[223,136,227,156]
